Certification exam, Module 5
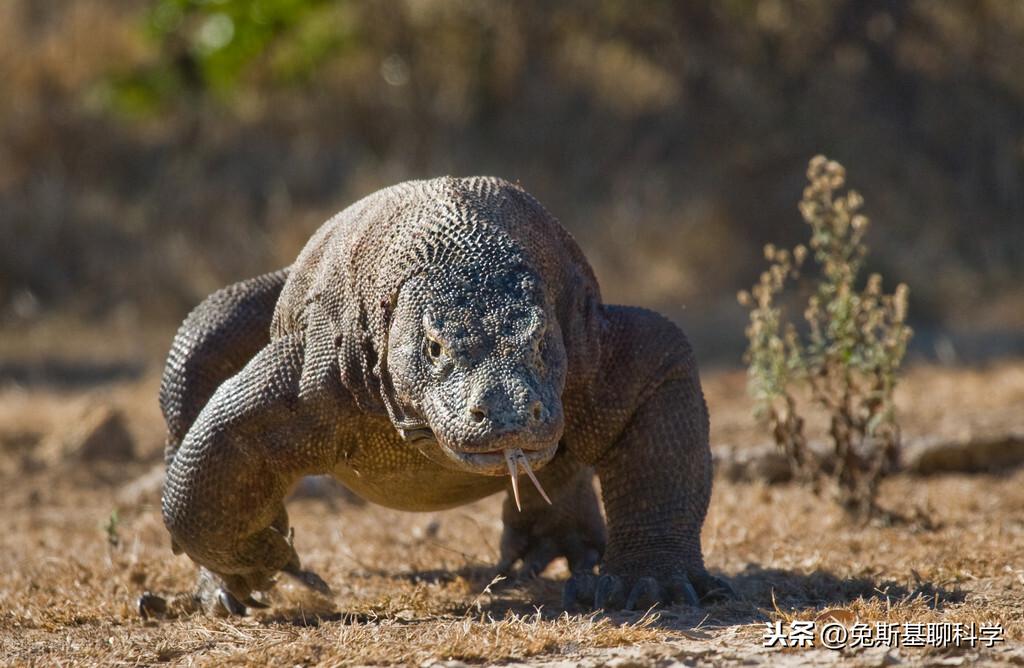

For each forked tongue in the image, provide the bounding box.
[504,447,552,511]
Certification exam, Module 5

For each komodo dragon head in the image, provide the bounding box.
[384,262,567,506]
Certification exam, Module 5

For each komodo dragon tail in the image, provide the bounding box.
[159,268,290,466]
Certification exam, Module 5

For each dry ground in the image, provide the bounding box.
[1,357,1023,666]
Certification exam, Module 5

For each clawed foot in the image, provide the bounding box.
[497,465,606,580]
[213,588,268,616]
[137,583,274,618]
[563,570,733,611]
[498,528,603,580]
[497,500,605,580]
[192,568,263,617]
[194,564,333,617]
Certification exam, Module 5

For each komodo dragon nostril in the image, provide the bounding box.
[470,407,487,423]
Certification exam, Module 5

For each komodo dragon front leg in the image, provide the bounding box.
[563,307,734,610]
[162,333,344,613]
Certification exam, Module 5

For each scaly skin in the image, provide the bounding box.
[160,176,731,613]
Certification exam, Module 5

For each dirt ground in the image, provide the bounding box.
[1,356,1023,666]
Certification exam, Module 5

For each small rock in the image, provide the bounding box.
[412,518,441,540]
[44,404,136,463]
[713,443,794,483]
[903,431,1024,474]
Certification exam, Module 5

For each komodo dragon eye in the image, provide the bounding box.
[422,313,450,366]
[425,337,444,363]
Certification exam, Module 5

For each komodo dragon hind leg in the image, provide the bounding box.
[497,452,606,579]
[159,268,290,466]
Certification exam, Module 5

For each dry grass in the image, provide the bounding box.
[1,362,1024,665]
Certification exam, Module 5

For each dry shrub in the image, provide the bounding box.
[738,155,912,519]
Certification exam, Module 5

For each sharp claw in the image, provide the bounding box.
[242,595,270,609]
[515,449,552,505]
[701,575,736,602]
[565,571,709,611]
[625,577,662,611]
[137,591,167,620]
[504,449,522,511]
[594,574,625,609]
[217,588,248,616]
[281,565,334,597]
[666,575,700,607]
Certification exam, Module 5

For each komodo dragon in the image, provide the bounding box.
[160,176,731,614]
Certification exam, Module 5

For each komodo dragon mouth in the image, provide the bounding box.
[402,426,554,510]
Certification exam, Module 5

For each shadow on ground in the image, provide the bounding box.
[255,562,965,632]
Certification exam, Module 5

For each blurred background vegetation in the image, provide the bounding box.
[1,0,1022,364]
